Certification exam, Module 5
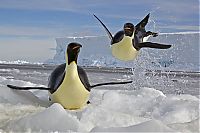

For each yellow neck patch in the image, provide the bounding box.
[50,61,90,110]
[111,36,139,61]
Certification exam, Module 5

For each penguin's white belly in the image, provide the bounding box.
[50,62,90,110]
[143,36,150,42]
[111,36,139,61]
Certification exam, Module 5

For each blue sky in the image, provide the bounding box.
[0,0,199,62]
[0,0,199,38]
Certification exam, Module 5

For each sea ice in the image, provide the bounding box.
[0,81,198,132]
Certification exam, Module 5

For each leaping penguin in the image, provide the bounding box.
[94,13,171,61]
[7,42,132,110]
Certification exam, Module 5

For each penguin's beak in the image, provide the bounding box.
[73,45,82,54]
[72,44,82,50]
[124,27,131,30]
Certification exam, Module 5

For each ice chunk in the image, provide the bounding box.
[91,119,175,132]
[4,103,80,132]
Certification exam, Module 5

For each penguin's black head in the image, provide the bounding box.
[123,23,135,37]
[67,42,82,65]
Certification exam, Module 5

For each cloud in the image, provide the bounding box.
[0,0,198,34]
[0,25,63,37]
[0,0,73,11]
[0,24,102,38]
[0,1,179,14]
[0,0,197,16]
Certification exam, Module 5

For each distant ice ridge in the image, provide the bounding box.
[0,60,42,65]
[48,32,199,72]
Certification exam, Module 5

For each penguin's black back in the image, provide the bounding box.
[48,64,65,93]
[111,31,124,44]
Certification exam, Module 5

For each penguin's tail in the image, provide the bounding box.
[90,80,133,88]
[7,84,51,90]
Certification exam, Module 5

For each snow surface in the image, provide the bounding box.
[0,76,199,132]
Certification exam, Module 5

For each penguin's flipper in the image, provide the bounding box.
[136,13,150,30]
[138,42,171,49]
[90,80,133,88]
[7,85,51,90]
[93,14,113,41]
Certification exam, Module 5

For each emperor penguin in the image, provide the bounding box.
[7,42,132,110]
[93,13,171,61]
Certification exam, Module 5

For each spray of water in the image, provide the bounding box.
[129,49,174,92]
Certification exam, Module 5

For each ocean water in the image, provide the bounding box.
[47,32,199,72]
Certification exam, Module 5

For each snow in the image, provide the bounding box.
[0,77,199,132]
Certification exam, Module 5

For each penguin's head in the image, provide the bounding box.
[123,23,135,37]
[67,42,82,65]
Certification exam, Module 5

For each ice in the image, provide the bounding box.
[0,78,199,132]
[80,88,199,132]
[0,60,42,65]
[152,94,199,124]
[0,76,49,106]
[0,69,20,73]
[0,103,44,129]
[4,103,80,132]
[91,119,174,132]
[0,86,47,106]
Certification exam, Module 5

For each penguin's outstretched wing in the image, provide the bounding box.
[137,42,171,49]
[90,80,133,88]
[7,85,51,90]
[77,66,132,90]
[93,14,114,41]
[7,63,66,93]
[135,13,150,31]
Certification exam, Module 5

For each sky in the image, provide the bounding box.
[0,0,199,62]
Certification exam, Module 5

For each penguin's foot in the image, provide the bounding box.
[152,32,158,37]
[146,31,158,37]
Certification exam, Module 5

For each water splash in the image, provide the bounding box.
[129,49,174,92]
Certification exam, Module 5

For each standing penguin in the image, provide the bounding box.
[94,13,171,61]
[7,42,132,110]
